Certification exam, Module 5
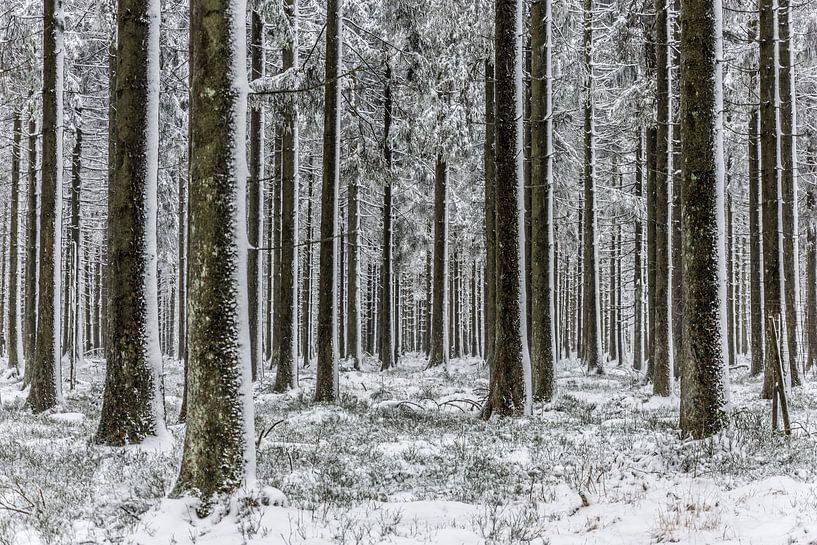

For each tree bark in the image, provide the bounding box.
[314,0,341,402]
[380,66,394,371]
[173,0,255,507]
[427,155,449,368]
[483,59,496,371]
[483,0,532,418]
[634,130,644,370]
[749,108,764,376]
[7,114,23,372]
[678,0,730,439]
[23,115,38,376]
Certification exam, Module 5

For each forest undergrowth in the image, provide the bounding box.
[1,356,816,545]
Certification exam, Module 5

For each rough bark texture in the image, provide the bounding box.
[29,0,65,413]
[96,0,167,445]
[778,0,801,386]
[652,0,672,395]
[645,126,657,379]
[301,163,314,365]
[759,0,785,400]
[380,67,394,371]
[634,131,644,370]
[483,60,496,371]
[427,155,449,368]
[314,0,341,402]
[582,0,604,375]
[8,114,22,372]
[346,137,362,369]
[530,0,556,401]
[173,0,255,507]
[678,0,730,438]
[23,116,38,373]
[247,10,264,382]
[273,0,300,393]
[483,0,532,418]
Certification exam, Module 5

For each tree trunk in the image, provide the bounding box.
[427,155,449,368]
[483,0,532,418]
[759,0,786,399]
[634,130,644,370]
[273,0,300,393]
[380,66,394,371]
[173,0,255,507]
[96,0,167,445]
[530,0,556,401]
[301,161,314,366]
[23,115,38,375]
[7,114,23,372]
[314,0,341,402]
[778,0,801,387]
[247,9,264,382]
[68,128,83,389]
[645,126,657,379]
[748,108,764,376]
[483,59,496,371]
[678,0,730,438]
[582,0,603,375]
[29,0,65,413]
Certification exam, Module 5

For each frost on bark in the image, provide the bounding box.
[28,0,65,413]
[273,0,300,393]
[581,0,603,375]
[759,0,786,399]
[7,113,23,373]
[173,0,255,507]
[427,155,449,369]
[483,60,496,373]
[346,131,362,370]
[678,0,730,438]
[482,0,532,418]
[96,0,167,445]
[778,0,801,386]
[247,9,264,382]
[530,0,556,401]
[314,0,342,402]
[23,115,38,373]
[652,0,672,396]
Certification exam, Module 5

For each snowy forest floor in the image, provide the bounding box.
[1,355,817,545]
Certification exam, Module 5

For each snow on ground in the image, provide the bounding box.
[1,354,817,544]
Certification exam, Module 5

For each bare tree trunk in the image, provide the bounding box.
[173,0,255,508]
[301,161,314,366]
[634,130,644,370]
[749,108,764,376]
[7,114,22,372]
[23,115,38,376]
[427,155,449,368]
[29,0,65,413]
[380,66,394,371]
[96,0,167,445]
[483,59,496,371]
[678,0,730,438]
[483,0,531,417]
[314,0,341,402]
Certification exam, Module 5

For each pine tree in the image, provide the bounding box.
[7,113,22,373]
[427,154,449,368]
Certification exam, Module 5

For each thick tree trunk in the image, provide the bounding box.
[634,130,644,370]
[68,128,83,389]
[530,0,556,401]
[748,108,764,376]
[29,0,65,413]
[346,145,361,368]
[173,0,255,507]
[273,0,300,392]
[645,126,657,379]
[96,0,167,445]
[301,163,314,366]
[678,0,730,439]
[427,155,449,368]
[314,0,341,402]
[483,0,532,418]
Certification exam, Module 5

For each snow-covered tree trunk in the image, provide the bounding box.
[173,0,255,507]
[273,0,300,393]
[314,0,342,402]
[483,0,532,418]
[634,130,644,371]
[652,0,673,396]
[23,114,38,376]
[759,0,786,399]
[645,126,656,379]
[301,161,314,365]
[427,154,449,368]
[7,113,22,373]
[380,66,394,371]
[748,106,763,373]
[778,0,801,386]
[28,0,65,413]
[483,59,496,372]
[346,134,362,370]
[581,0,603,375]
[95,0,167,445]
[247,9,264,382]
[678,0,730,438]
[530,0,556,401]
